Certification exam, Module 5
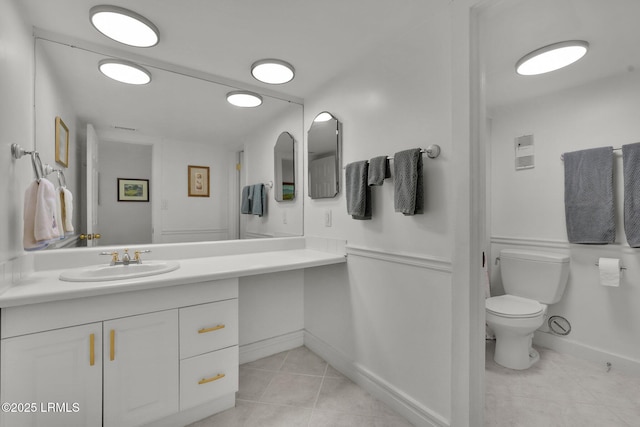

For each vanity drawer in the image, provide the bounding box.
[179,299,238,359]
[180,346,238,411]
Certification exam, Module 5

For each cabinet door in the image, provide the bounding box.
[0,323,102,427]
[103,310,178,427]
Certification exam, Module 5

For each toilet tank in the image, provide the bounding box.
[499,249,570,304]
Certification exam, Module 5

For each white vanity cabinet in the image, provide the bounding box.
[179,299,239,410]
[0,278,239,427]
[103,310,179,427]
[0,323,103,427]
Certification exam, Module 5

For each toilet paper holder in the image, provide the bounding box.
[594,261,626,271]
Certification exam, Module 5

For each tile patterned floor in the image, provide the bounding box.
[187,346,414,427]
[485,340,640,427]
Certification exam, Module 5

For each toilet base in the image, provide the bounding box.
[493,332,539,370]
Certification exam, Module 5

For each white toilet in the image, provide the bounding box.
[486,249,569,370]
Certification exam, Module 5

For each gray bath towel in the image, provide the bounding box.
[563,147,615,244]
[368,156,390,186]
[241,186,251,214]
[346,161,371,220]
[623,143,640,247]
[393,149,423,215]
[251,183,266,217]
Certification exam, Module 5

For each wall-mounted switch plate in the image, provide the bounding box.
[324,209,332,227]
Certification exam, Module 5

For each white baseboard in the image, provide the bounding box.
[304,331,450,427]
[534,331,640,375]
[239,330,304,364]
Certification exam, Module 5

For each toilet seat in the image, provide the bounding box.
[486,295,544,318]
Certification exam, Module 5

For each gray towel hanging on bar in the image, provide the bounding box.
[393,148,423,215]
[563,147,615,244]
[623,142,640,247]
[346,161,371,220]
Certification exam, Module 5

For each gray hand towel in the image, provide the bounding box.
[563,147,615,244]
[241,186,251,214]
[251,184,266,217]
[393,149,423,215]
[368,156,390,186]
[623,142,640,247]
[346,161,371,220]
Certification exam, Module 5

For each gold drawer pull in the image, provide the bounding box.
[198,373,225,385]
[198,324,225,334]
[89,333,95,366]
[110,329,115,361]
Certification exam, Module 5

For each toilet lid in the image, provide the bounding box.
[486,295,544,318]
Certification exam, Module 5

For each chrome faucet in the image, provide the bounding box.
[121,249,132,265]
[100,249,152,266]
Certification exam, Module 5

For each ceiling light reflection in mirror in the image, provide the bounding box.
[226,90,263,107]
[98,59,152,85]
[313,111,334,122]
[90,5,160,48]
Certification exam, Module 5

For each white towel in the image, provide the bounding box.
[23,181,48,251]
[34,179,60,243]
[61,187,74,234]
[52,182,64,241]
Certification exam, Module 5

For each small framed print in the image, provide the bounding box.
[118,178,149,202]
[188,165,210,197]
[55,116,69,167]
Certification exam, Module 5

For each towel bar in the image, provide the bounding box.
[43,164,68,188]
[11,143,44,181]
[561,146,623,161]
[342,145,441,169]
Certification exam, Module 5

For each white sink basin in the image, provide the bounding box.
[59,260,180,282]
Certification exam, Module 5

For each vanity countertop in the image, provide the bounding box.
[0,248,345,308]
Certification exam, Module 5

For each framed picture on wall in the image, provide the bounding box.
[118,178,150,202]
[188,165,210,197]
[55,116,69,167]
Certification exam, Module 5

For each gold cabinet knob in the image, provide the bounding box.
[94,234,101,239]
[79,234,87,240]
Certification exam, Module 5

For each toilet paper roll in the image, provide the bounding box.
[598,257,620,287]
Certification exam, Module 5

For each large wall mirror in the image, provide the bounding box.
[34,37,304,249]
[274,132,295,202]
[308,112,341,199]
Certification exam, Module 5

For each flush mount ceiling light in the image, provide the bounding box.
[251,59,295,85]
[313,112,334,122]
[90,5,159,48]
[226,91,263,107]
[99,59,152,85]
[516,40,589,76]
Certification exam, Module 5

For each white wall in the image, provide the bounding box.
[239,270,304,361]
[98,141,152,246]
[241,105,304,238]
[158,138,229,242]
[0,0,36,287]
[303,2,455,425]
[98,130,230,243]
[34,42,82,238]
[489,71,640,371]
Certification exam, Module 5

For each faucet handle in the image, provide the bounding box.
[134,249,151,263]
[99,251,119,263]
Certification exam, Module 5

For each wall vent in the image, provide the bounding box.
[515,134,534,170]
